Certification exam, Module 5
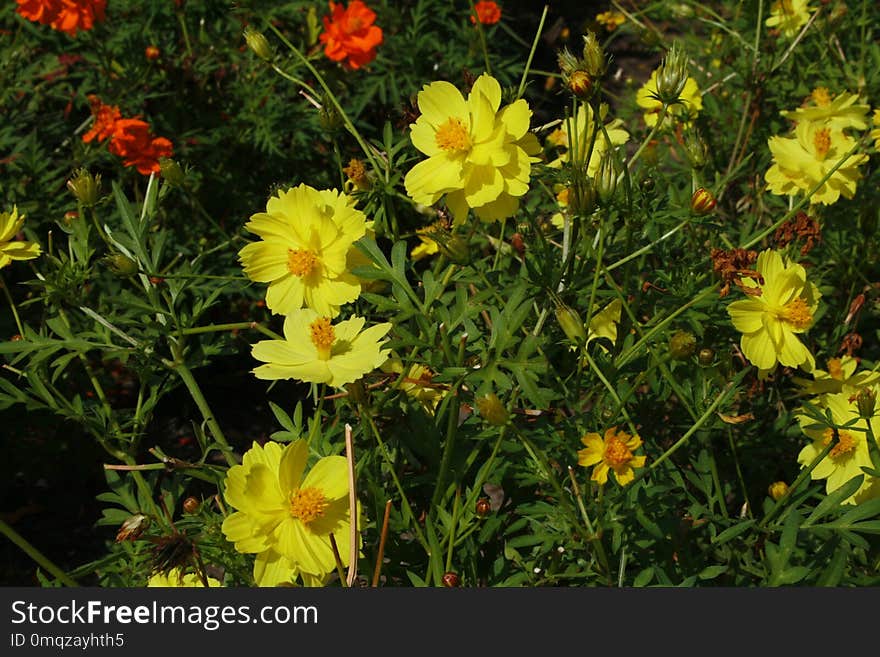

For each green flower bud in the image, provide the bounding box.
[698,347,715,366]
[475,392,509,426]
[596,153,619,205]
[159,158,185,187]
[555,302,587,345]
[655,42,689,105]
[684,129,708,169]
[104,253,139,277]
[668,330,697,360]
[857,387,876,419]
[66,168,101,207]
[243,26,273,62]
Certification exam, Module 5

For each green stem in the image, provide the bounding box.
[0,271,25,336]
[516,5,548,99]
[445,488,461,572]
[759,442,833,529]
[566,466,611,583]
[431,337,468,508]
[0,518,79,587]
[627,104,669,170]
[467,0,492,76]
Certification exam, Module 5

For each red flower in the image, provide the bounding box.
[82,95,122,144]
[319,1,383,69]
[470,1,502,25]
[108,119,174,176]
[16,0,106,36]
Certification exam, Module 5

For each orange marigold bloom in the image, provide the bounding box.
[470,1,502,25]
[319,1,383,70]
[82,95,122,144]
[108,119,174,176]
[17,0,106,36]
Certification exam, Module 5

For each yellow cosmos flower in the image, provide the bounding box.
[726,249,820,374]
[781,88,870,132]
[238,184,365,318]
[794,356,880,399]
[381,357,446,413]
[765,121,867,205]
[796,390,880,504]
[547,103,628,178]
[0,206,41,270]
[765,0,813,39]
[221,440,354,586]
[578,426,646,486]
[251,308,391,388]
[635,69,703,128]
[147,568,221,587]
[871,109,880,150]
[404,73,542,225]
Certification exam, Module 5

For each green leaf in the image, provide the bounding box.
[803,475,865,526]
[711,520,756,546]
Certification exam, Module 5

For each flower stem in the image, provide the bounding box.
[627,103,668,170]
[0,517,79,587]
[0,272,25,337]
[516,5,549,99]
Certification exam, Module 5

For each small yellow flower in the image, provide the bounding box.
[382,357,446,413]
[595,10,626,31]
[221,440,355,586]
[765,120,867,205]
[251,308,391,389]
[0,206,41,270]
[147,568,221,587]
[796,390,880,504]
[726,249,820,374]
[578,426,646,486]
[781,89,870,132]
[238,184,366,318]
[635,69,702,128]
[765,0,813,39]
[404,73,542,225]
[871,109,880,151]
[768,481,789,501]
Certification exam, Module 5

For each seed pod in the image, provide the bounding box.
[243,26,273,61]
[698,347,715,366]
[655,42,689,104]
[668,330,697,360]
[182,497,200,515]
[857,387,876,418]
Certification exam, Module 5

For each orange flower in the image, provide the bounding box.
[108,119,173,176]
[319,1,383,69]
[82,95,122,144]
[16,0,106,36]
[145,45,161,61]
[470,1,502,25]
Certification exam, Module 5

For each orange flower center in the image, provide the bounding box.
[811,87,831,107]
[309,317,335,361]
[287,249,319,277]
[813,128,831,159]
[827,358,844,381]
[778,297,813,329]
[603,435,633,468]
[435,117,472,153]
[289,487,328,524]
[822,428,857,458]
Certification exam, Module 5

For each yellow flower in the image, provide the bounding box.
[238,184,365,318]
[781,89,870,132]
[765,121,867,205]
[765,0,813,39]
[410,226,441,262]
[635,69,703,128]
[221,440,354,586]
[587,298,622,349]
[872,109,880,150]
[726,249,820,374]
[0,206,41,269]
[147,568,221,587]
[251,308,391,388]
[547,103,629,178]
[578,426,646,486]
[404,73,542,225]
[595,10,626,31]
[796,390,880,504]
[381,357,445,413]
[793,356,880,399]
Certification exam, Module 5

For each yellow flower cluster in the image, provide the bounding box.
[0,206,41,271]
[765,88,870,205]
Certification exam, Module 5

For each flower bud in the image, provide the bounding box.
[476,392,509,426]
[555,302,587,345]
[182,497,200,514]
[698,347,715,366]
[475,498,491,517]
[442,572,460,587]
[66,168,101,207]
[567,176,595,217]
[668,330,697,360]
[691,188,717,215]
[115,514,150,542]
[104,253,139,277]
[318,95,344,135]
[684,130,708,169]
[159,158,186,187]
[596,153,618,205]
[243,26,273,62]
[655,42,689,105]
[145,45,160,61]
[768,481,788,501]
[857,387,876,419]
[567,70,593,99]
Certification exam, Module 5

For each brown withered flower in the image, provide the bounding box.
[710,247,761,298]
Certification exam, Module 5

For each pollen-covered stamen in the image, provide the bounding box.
[811,87,831,107]
[823,428,857,459]
[289,487,329,524]
[778,297,813,329]
[435,117,472,153]
[603,435,634,467]
[287,249,320,277]
[813,128,831,159]
[309,317,336,361]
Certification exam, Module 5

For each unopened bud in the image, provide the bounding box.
[159,158,185,187]
[596,153,618,204]
[655,42,689,105]
[698,347,715,366]
[104,253,139,277]
[581,32,606,78]
[318,95,343,135]
[684,130,708,169]
[475,498,491,517]
[243,26,273,62]
[857,387,876,418]
[475,392,509,427]
[668,330,697,360]
[555,302,587,345]
[145,45,160,61]
[691,188,717,215]
[66,168,101,207]
[442,571,460,587]
[768,481,788,501]
[567,176,595,217]
[567,70,592,99]
[182,497,200,514]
